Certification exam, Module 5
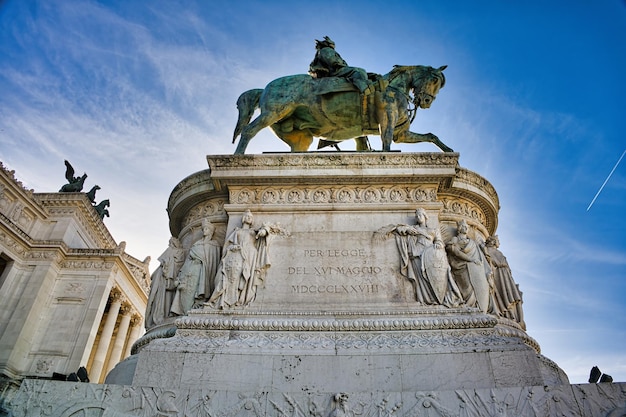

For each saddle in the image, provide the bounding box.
[313,76,389,131]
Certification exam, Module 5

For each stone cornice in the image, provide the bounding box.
[206,152,460,188]
[34,193,116,249]
[208,152,459,171]
[0,161,36,198]
[167,169,223,237]
[169,153,499,236]
[0,163,49,228]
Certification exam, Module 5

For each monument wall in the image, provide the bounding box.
[0,161,149,395]
[123,153,560,395]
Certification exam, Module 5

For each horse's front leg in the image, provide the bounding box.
[376,103,396,152]
[394,131,454,153]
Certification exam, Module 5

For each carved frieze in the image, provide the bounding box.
[440,197,486,225]
[168,329,519,352]
[455,167,500,208]
[8,379,626,417]
[182,198,227,228]
[208,152,459,170]
[61,260,115,270]
[230,185,437,205]
[176,311,497,332]
[0,229,27,257]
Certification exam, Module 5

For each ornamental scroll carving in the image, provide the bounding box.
[231,185,437,205]
[440,198,486,225]
[61,260,115,270]
[183,199,227,229]
[0,231,27,256]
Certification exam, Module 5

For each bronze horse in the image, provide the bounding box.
[233,65,452,153]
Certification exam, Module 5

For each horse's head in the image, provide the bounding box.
[386,65,447,109]
[413,65,446,109]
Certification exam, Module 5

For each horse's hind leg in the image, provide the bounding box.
[395,131,454,152]
[235,112,278,154]
[273,128,314,152]
[235,107,294,154]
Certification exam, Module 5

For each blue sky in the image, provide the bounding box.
[1,0,624,384]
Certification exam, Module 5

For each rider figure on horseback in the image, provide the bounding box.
[309,36,375,95]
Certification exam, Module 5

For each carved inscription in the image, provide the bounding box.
[292,284,379,294]
[287,248,383,295]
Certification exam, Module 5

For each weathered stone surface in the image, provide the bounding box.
[126,153,562,399]
[5,378,626,416]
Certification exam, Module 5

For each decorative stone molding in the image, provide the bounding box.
[455,167,500,209]
[34,359,53,375]
[167,169,213,211]
[229,185,438,206]
[34,193,116,249]
[122,255,151,295]
[0,162,35,196]
[208,152,459,170]
[440,197,486,225]
[61,260,115,270]
[176,311,497,332]
[23,250,62,263]
[160,329,522,352]
[0,229,28,257]
[182,198,227,228]
[131,325,177,355]
[63,282,86,295]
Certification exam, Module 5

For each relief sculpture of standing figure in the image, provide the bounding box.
[208,210,272,309]
[377,208,463,307]
[171,219,221,316]
[395,208,463,307]
[485,235,526,329]
[145,236,185,328]
[445,220,498,314]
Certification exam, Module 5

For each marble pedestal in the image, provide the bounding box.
[130,153,563,393]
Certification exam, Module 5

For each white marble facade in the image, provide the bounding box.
[0,161,148,392]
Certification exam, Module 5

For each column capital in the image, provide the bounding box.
[110,287,123,303]
[119,302,133,316]
[130,314,142,327]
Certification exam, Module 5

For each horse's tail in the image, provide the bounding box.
[233,89,263,144]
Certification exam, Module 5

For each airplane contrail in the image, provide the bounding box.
[587,149,626,211]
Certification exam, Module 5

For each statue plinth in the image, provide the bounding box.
[128,152,563,395]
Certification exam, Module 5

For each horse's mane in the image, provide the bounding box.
[388,65,446,88]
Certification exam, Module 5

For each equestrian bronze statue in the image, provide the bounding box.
[233,64,452,154]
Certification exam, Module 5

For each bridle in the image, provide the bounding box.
[387,67,442,126]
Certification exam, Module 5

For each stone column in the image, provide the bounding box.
[123,314,143,359]
[89,288,123,383]
[104,303,133,377]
